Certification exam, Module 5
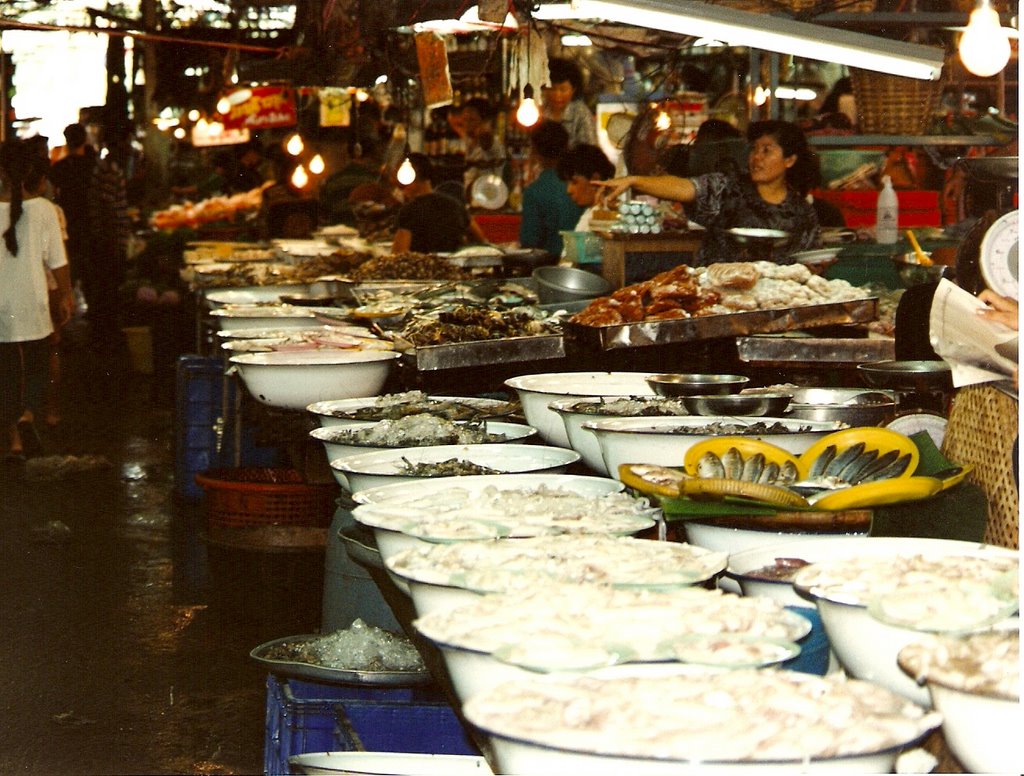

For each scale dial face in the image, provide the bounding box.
[979,210,1019,299]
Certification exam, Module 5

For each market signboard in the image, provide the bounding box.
[220,86,297,130]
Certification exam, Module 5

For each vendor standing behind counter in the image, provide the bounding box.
[600,120,821,265]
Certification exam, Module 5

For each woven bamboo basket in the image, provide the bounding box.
[850,68,944,135]
[941,385,1019,550]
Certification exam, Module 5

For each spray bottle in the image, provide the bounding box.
[875,175,899,244]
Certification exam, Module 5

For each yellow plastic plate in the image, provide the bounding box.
[797,427,919,482]
[618,463,689,498]
[938,464,974,492]
[684,437,799,478]
[677,478,809,509]
[810,476,941,511]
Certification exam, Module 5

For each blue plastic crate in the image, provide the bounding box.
[783,605,831,676]
[264,675,472,776]
[175,355,281,500]
[339,700,480,757]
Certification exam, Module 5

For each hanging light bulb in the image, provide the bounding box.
[285,133,305,156]
[959,0,1011,77]
[753,85,770,107]
[216,96,231,114]
[654,109,671,131]
[290,164,310,189]
[308,153,326,175]
[173,127,187,140]
[516,84,540,128]
[396,156,417,186]
[187,109,201,122]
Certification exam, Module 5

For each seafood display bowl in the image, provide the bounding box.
[586,416,842,479]
[464,669,940,776]
[723,535,928,606]
[351,472,624,506]
[792,538,1019,706]
[504,372,657,448]
[856,360,953,393]
[229,350,399,410]
[683,518,870,567]
[310,421,536,468]
[211,305,339,332]
[646,373,749,398]
[548,397,688,476]
[329,443,581,493]
[681,393,792,417]
[307,395,513,430]
[288,752,494,775]
[204,288,285,308]
[897,633,1022,774]
[786,387,897,427]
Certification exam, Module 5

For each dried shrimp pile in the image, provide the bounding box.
[397,305,558,347]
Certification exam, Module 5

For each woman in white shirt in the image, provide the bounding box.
[0,139,73,463]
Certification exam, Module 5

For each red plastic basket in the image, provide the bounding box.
[195,468,338,530]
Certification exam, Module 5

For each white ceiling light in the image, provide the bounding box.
[561,34,593,46]
[958,0,1012,77]
[413,4,518,33]
[533,0,945,80]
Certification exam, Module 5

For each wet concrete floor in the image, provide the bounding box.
[0,325,322,775]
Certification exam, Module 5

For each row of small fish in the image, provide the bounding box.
[806,442,912,484]
[696,449,799,485]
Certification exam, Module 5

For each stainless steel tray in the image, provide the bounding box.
[402,333,566,371]
[250,634,431,686]
[563,298,878,351]
[736,334,895,364]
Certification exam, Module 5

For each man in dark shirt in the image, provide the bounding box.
[391,154,471,254]
[50,123,95,287]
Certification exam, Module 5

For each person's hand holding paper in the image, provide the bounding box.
[929,279,1018,393]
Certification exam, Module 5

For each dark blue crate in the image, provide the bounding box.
[339,700,480,757]
[175,356,281,500]
[783,605,831,676]
[264,675,468,776]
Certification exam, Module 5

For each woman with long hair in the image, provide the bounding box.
[600,120,821,263]
[0,139,73,465]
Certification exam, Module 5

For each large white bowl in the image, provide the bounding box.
[288,752,493,775]
[230,350,399,410]
[685,522,868,571]
[310,421,535,464]
[330,443,580,492]
[897,630,1021,774]
[792,538,1019,706]
[307,395,514,429]
[585,416,842,479]
[352,472,624,505]
[464,670,941,775]
[204,288,284,308]
[504,372,657,448]
[212,305,338,332]
[723,535,906,606]
[548,397,688,476]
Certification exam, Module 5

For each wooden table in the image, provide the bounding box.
[599,231,703,289]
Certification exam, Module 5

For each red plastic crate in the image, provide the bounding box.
[812,189,941,228]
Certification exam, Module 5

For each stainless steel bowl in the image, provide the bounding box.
[532,265,612,304]
[787,386,897,427]
[646,373,750,397]
[857,360,953,392]
[681,392,792,417]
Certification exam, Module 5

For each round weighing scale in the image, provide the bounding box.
[978,209,1018,298]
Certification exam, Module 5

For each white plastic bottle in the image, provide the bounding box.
[875,175,899,244]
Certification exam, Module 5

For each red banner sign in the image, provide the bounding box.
[221,86,297,130]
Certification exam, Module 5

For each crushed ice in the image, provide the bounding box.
[309,619,425,672]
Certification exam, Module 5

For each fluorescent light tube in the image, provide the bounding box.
[534,0,945,79]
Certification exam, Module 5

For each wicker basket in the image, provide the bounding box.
[196,467,339,531]
[850,68,944,135]
[941,386,1019,550]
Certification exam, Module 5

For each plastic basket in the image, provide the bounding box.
[195,468,338,530]
[264,675,477,776]
[850,69,944,136]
